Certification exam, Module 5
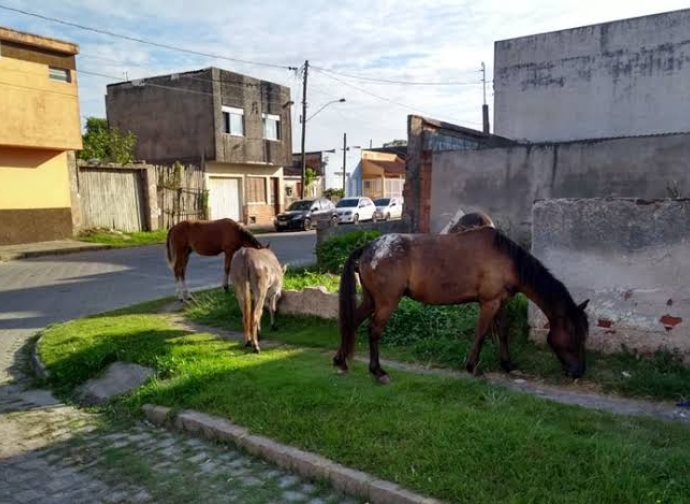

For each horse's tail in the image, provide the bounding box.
[338,245,366,361]
[243,268,253,339]
[165,228,175,271]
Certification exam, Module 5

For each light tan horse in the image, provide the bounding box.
[166,218,265,301]
[230,247,287,352]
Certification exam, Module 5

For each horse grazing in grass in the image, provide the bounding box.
[230,247,286,352]
[334,227,589,384]
[166,218,266,301]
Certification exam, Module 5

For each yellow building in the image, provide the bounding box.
[0,26,81,244]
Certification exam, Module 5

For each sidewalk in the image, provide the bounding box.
[0,240,112,262]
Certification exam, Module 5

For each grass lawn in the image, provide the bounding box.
[78,228,168,247]
[186,288,690,402]
[77,225,277,248]
[37,311,690,503]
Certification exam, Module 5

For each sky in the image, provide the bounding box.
[2,0,689,153]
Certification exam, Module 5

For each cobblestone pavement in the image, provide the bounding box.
[0,384,357,504]
[0,235,361,503]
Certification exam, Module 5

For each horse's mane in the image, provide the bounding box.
[491,230,588,342]
[231,221,264,249]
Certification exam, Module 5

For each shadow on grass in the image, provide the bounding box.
[119,344,690,504]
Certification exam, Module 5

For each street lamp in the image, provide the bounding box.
[305,98,346,123]
[301,98,346,198]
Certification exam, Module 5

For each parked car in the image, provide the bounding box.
[274,198,338,231]
[373,197,404,220]
[335,196,377,224]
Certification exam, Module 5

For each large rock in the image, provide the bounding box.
[76,362,154,406]
[277,287,339,320]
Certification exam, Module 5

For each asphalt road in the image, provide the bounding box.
[0,230,317,383]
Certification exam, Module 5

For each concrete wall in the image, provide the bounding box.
[212,68,292,167]
[107,69,215,163]
[494,8,690,142]
[0,147,73,244]
[0,33,82,151]
[429,132,690,245]
[530,198,690,359]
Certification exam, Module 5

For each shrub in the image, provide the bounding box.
[316,229,381,273]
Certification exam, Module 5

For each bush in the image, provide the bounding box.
[316,229,381,273]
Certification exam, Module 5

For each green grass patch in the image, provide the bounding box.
[186,289,690,402]
[78,228,168,247]
[283,266,339,292]
[38,312,690,503]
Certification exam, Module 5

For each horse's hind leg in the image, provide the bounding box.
[333,289,374,372]
[174,248,191,301]
[251,288,268,353]
[466,299,502,376]
[368,298,399,384]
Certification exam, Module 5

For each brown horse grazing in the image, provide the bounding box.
[447,210,495,233]
[334,227,589,384]
[165,218,265,301]
[230,246,287,352]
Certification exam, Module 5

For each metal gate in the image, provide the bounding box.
[79,167,146,231]
[209,177,241,221]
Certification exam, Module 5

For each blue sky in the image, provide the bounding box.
[2,0,689,152]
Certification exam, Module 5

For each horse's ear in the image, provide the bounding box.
[282,264,287,273]
[577,299,590,311]
[264,242,271,249]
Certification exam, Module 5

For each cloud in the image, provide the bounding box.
[2,0,689,152]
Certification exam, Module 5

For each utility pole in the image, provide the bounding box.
[342,132,347,196]
[299,60,309,199]
[481,61,490,134]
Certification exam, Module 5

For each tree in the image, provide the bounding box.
[78,117,137,164]
[305,167,317,188]
[383,139,407,147]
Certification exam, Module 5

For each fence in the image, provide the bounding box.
[155,163,206,229]
[74,160,207,232]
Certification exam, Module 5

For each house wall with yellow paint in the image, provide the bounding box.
[0,26,81,244]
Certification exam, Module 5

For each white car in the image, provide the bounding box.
[373,197,404,220]
[335,197,377,224]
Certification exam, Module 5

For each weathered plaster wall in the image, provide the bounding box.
[530,198,690,358]
[429,133,690,245]
[494,8,690,141]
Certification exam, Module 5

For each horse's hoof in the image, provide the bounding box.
[335,367,348,375]
[223,286,229,293]
[271,324,278,332]
[244,341,252,348]
[500,360,515,373]
[377,374,391,385]
[465,362,475,375]
[253,347,260,354]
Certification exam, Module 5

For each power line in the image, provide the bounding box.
[311,65,484,86]
[0,79,78,98]
[0,3,294,70]
[312,67,467,125]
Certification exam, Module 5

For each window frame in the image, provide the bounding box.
[222,106,245,137]
[49,66,71,83]
[262,113,281,141]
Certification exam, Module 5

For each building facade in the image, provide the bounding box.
[106,67,293,225]
[0,26,82,244]
[494,8,690,142]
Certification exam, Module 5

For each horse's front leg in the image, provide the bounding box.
[495,302,514,373]
[223,252,231,292]
[466,299,502,376]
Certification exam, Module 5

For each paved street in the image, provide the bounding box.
[0,230,316,384]
[0,230,346,504]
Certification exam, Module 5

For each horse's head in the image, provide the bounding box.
[547,299,589,378]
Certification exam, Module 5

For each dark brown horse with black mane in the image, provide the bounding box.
[334,227,589,383]
[166,218,266,301]
[447,210,495,234]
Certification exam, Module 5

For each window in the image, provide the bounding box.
[262,113,280,141]
[246,177,267,203]
[222,106,244,136]
[49,67,71,83]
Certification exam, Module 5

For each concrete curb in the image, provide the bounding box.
[143,404,442,504]
[0,243,113,262]
[31,334,50,380]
